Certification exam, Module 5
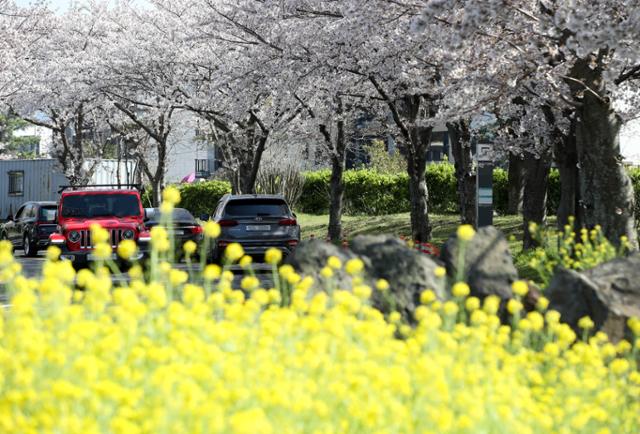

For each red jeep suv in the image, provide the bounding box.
[49,185,150,266]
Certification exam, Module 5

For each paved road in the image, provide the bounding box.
[1,252,274,307]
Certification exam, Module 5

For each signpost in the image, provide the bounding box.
[476,143,493,227]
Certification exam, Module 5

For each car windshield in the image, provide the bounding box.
[224,199,289,217]
[61,193,141,218]
[39,206,57,222]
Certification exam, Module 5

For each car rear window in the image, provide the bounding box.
[39,206,57,222]
[61,194,141,218]
[224,199,289,217]
[147,208,195,223]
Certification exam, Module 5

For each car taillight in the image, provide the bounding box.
[279,218,297,226]
[218,219,239,227]
[287,240,299,248]
[190,225,203,234]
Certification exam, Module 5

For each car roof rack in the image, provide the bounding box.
[58,184,144,194]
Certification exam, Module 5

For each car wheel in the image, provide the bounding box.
[23,234,38,257]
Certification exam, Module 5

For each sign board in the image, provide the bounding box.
[476,143,493,227]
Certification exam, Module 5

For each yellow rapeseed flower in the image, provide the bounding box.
[93,242,112,260]
[457,225,476,241]
[434,266,447,278]
[182,240,197,256]
[203,264,221,281]
[511,280,529,297]
[204,221,221,238]
[225,243,244,262]
[452,282,470,298]
[264,248,282,265]
[507,299,523,315]
[376,279,389,292]
[117,240,137,260]
[327,256,342,269]
[239,255,253,269]
[162,185,181,205]
[90,223,109,244]
[578,316,595,330]
[420,289,436,305]
[320,266,333,279]
[46,246,61,261]
[345,258,364,275]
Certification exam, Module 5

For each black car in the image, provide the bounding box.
[144,207,203,259]
[0,201,58,257]
[207,194,300,263]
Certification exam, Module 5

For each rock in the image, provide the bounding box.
[439,226,517,301]
[547,254,640,342]
[285,239,356,290]
[349,235,443,322]
[286,235,442,322]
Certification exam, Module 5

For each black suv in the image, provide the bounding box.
[207,194,300,262]
[0,201,58,257]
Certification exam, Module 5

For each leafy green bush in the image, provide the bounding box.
[492,168,509,215]
[143,181,232,216]
[298,170,332,214]
[343,169,410,215]
[525,221,629,287]
[178,180,232,216]
[425,162,458,214]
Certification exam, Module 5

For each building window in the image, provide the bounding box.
[8,171,24,196]
[195,159,210,178]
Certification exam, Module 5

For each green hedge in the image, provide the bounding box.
[150,164,633,219]
[142,181,232,216]
[298,164,561,216]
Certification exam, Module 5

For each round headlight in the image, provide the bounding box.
[123,229,135,240]
[68,230,80,243]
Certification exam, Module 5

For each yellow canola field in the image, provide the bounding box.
[0,242,639,433]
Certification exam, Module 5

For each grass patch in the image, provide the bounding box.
[298,212,556,280]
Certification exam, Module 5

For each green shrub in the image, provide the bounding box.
[425,162,458,214]
[298,170,332,214]
[492,168,509,215]
[343,169,410,215]
[178,180,232,216]
[143,181,232,216]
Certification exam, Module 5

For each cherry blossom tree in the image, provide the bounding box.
[3,2,115,185]
[417,0,640,248]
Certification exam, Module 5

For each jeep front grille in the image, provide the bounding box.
[78,229,125,249]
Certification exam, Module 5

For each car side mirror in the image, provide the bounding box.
[199,213,210,221]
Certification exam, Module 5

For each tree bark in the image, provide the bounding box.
[569,55,637,249]
[507,153,524,214]
[554,117,582,230]
[522,150,552,249]
[327,98,346,242]
[447,120,476,226]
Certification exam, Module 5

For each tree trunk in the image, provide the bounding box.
[326,97,346,242]
[554,118,582,229]
[569,55,637,249]
[447,120,476,226]
[507,153,524,214]
[406,121,432,242]
[522,150,552,250]
[328,155,345,241]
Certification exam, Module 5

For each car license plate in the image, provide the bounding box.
[87,253,118,260]
[246,225,270,231]
[170,229,185,235]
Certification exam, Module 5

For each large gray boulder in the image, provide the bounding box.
[285,239,357,291]
[286,235,442,322]
[547,254,640,342]
[439,226,517,301]
[349,235,443,322]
